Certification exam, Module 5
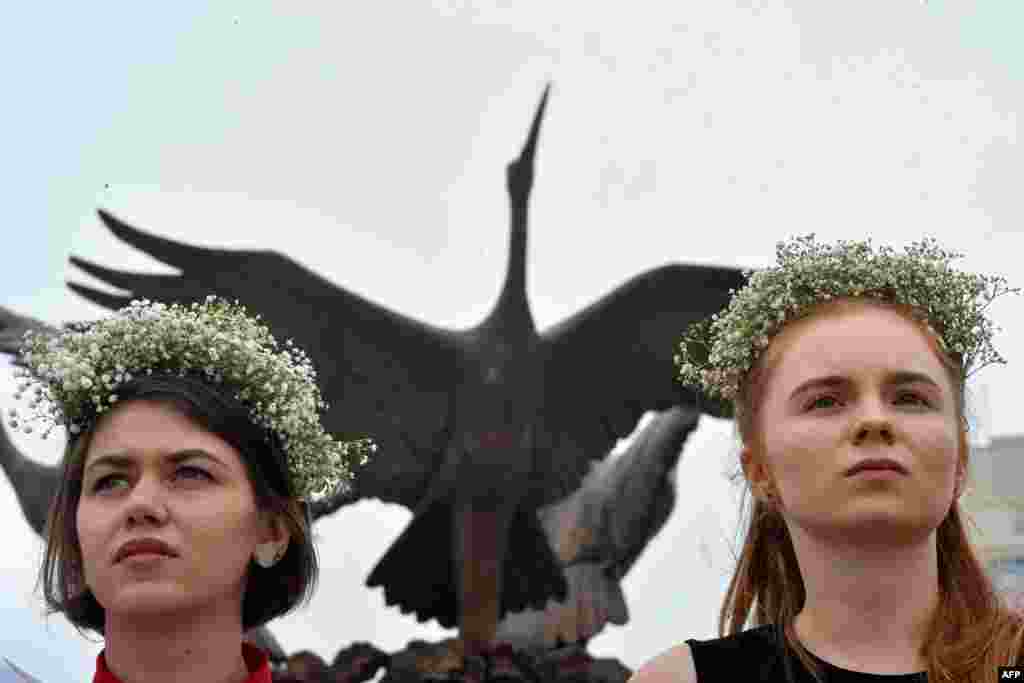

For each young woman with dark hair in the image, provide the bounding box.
[9,297,373,683]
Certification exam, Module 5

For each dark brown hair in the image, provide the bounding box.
[37,373,319,639]
[720,298,1024,683]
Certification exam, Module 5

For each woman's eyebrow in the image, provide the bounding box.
[885,370,942,389]
[788,375,847,401]
[788,371,942,402]
[84,449,228,476]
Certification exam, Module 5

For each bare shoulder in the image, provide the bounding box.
[628,643,697,683]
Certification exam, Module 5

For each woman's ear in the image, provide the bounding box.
[262,511,291,546]
[954,427,969,499]
[253,511,291,569]
[954,469,967,500]
[742,446,779,505]
[741,446,766,488]
[954,459,968,500]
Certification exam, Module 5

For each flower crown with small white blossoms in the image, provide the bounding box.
[674,235,1019,402]
[8,296,375,502]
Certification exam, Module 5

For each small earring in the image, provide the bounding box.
[254,542,287,568]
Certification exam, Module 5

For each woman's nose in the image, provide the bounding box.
[852,417,895,446]
[123,476,169,526]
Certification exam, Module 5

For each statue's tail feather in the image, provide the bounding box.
[499,503,568,616]
[367,501,459,628]
[366,501,568,630]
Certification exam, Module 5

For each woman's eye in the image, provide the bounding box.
[806,395,841,411]
[896,392,930,407]
[177,465,212,481]
[91,466,211,492]
[92,474,128,492]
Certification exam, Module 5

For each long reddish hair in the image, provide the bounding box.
[719,298,1024,682]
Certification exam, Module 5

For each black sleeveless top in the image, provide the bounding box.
[685,624,928,682]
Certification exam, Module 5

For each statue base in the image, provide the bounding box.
[270,638,632,683]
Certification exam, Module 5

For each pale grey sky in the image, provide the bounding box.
[1,2,1021,680]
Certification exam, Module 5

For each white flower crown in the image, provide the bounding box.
[8,296,375,502]
[674,235,1019,402]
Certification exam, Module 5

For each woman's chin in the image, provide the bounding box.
[791,506,941,545]
[831,510,942,545]
[98,583,199,616]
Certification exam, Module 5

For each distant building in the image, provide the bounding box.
[961,433,1024,595]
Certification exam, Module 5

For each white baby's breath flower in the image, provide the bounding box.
[675,235,1020,403]
[13,297,374,501]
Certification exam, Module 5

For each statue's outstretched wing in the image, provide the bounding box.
[538,263,742,505]
[564,405,699,580]
[0,308,66,536]
[496,406,700,649]
[65,210,461,510]
[0,418,61,537]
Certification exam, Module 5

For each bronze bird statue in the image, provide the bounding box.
[12,86,744,658]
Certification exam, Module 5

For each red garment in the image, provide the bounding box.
[92,642,271,683]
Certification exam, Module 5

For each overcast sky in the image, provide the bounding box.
[1,2,1021,680]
